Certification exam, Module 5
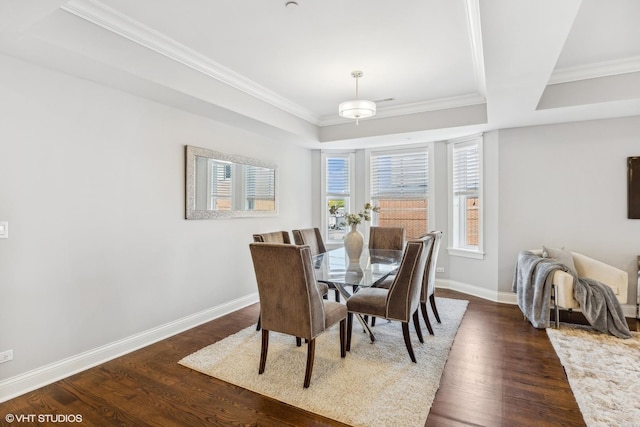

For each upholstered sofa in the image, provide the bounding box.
[530,249,628,326]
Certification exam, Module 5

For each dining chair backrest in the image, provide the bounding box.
[385,235,433,322]
[421,231,443,302]
[292,228,326,257]
[249,243,326,340]
[252,231,291,244]
[369,226,405,250]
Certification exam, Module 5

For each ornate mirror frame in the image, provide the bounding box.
[185,145,279,219]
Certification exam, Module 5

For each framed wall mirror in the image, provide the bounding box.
[185,145,278,219]
[628,156,640,219]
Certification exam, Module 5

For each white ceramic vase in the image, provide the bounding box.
[344,224,364,263]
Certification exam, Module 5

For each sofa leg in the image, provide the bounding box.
[552,284,560,328]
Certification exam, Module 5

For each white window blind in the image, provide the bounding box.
[326,156,351,196]
[370,150,429,199]
[245,165,275,202]
[210,160,232,199]
[452,142,480,197]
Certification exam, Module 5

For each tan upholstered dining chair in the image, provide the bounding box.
[419,231,443,335]
[252,231,328,331]
[252,230,291,244]
[368,226,405,250]
[346,235,433,362]
[292,228,341,301]
[368,226,405,327]
[249,243,347,388]
[291,228,326,254]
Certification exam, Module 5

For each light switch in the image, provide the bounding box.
[0,221,8,238]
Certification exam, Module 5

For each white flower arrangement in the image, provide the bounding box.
[344,202,380,226]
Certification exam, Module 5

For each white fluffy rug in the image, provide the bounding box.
[180,297,468,427]
[547,324,640,427]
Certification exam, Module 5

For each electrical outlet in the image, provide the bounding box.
[0,349,13,363]
[436,267,445,273]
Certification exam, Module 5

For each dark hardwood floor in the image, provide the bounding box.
[2,289,637,426]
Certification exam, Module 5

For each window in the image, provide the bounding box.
[209,159,232,210]
[449,135,483,258]
[245,165,275,211]
[322,152,354,243]
[369,147,431,239]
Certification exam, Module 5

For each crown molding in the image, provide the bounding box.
[60,0,320,124]
[60,0,488,130]
[318,93,486,126]
[465,0,486,97]
[549,56,640,85]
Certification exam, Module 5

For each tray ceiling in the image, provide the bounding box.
[1,0,640,147]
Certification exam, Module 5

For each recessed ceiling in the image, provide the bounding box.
[1,0,640,148]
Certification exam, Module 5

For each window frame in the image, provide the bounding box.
[447,134,484,259]
[365,143,435,239]
[208,158,233,210]
[321,151,356,245]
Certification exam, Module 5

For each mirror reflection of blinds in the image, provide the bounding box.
[370,150,429,199]
[326,157,350,195]
[245,165,275,200]
[452,142,479,196]
[210,160,232,198]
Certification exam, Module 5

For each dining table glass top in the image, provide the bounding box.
[312,247,403,287]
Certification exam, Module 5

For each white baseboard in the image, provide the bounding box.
[437,279,637,318]
[436,279,517,305]
[0,293,259,403]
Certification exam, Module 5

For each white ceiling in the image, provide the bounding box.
[2,0,640,148]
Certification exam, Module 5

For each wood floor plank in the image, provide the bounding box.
[2,289,636,426]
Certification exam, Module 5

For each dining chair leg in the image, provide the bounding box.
[420,302,434,335]
[371,317,376,327]
[334,289,341,302]
[346,313,353,351]
[412,310,424,343]
[259,329,269,374]
[296,337,302,347]
[256,314,261,331]
[339,318,346,358]
[429,294,441,323]
[401,322,417,363]
[303,339,316,388]
[363,315,368,325]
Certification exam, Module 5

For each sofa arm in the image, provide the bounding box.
[528,249,629,308]
[572,252,628,304]
[552,270,580,309]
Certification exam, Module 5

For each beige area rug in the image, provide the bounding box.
[547,325,640,427]
[179,297,468,427]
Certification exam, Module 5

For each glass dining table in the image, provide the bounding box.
[312,246,403,342]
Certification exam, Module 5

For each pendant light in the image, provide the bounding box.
[338,71,376,125]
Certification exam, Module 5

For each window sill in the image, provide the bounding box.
[447,247,485,260]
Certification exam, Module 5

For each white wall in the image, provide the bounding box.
[497,117,640,305]
[0,54,313,387]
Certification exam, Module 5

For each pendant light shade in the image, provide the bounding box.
[339,71,376,124]
[339,99,376,119]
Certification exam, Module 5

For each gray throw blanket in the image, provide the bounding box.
[512,250,566,329]
[574,277,631,339]
[512,250,631,339]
